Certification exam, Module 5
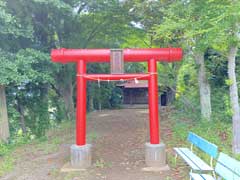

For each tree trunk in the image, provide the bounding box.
[167,86,176,105]
[227,46,240,154]
[195,52,212,120]
[98,101,102,111]
[89,95,94,111]
[16,98,27,134]
[56,65,75,121]
[0,85,10,142]
[62,83,75,120]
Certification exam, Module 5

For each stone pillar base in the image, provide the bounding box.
[145,142,167,167]
[70,144,92,168]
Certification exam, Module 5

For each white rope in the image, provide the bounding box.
[76,72,158,82]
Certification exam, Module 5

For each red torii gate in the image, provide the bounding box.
[51,48,182,169]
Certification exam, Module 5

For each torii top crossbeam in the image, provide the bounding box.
[51,48,182,63]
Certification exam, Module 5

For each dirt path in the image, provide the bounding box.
[1,108,187,180]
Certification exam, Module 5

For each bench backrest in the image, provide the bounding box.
[215,152,240,180]
[187,132,218,158]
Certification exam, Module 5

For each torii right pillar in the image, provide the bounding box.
[145,57,166,168]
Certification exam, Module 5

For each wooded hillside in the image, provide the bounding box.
[0,0,240,155]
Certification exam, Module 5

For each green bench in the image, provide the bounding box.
[190,152,240,180]
[174,132,218,176]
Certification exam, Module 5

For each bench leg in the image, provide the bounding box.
[213,171,217,179]
[189,169,192,180]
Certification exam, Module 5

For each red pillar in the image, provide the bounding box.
[76,60,87,145]
[148,58,160,144]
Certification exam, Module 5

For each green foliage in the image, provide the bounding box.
[87,132,98,143]
[0,132,35,176]
[36,137,61,154]
[109,87,123,108]
[26,85,50,137]
[15,49,52,83]
[0,154,14,177]
[205,49,228,86]
[151,0,225,51]
[0,0,32,37]
[211,88,232,122]
[0,50,17,85]
[0,48,52,85]
[121,31,150,48]
[0,143,10,157]
[176,59,197,96]
[3,49,53,137]
[94,158,111,168]
[49,90,66,123]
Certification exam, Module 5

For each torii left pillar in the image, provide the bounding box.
[70,59,92,168]
[51,48,183,169]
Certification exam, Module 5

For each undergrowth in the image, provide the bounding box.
[170,109,240,160]
[0,120,73,177]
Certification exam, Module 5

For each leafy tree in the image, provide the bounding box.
[209,0,240,154]
[150,0,225,121]
[0,0,32,141]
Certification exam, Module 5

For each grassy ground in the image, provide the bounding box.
[0,121,73,177]
[170,109,240,161]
